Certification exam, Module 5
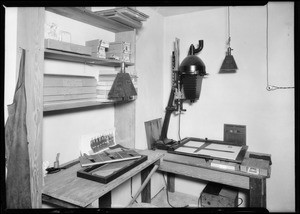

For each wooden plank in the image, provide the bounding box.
[98,192,112,208]
[249,177,266,208]
[163,152,269,179]
[159,161,250,190]
[44,49,134,67]
[43,86,96,96]
[44,74,97,87]
[44,93,96,102]
[114,30,136,149]
[141,166,151,203]
[45,39,92,56]
[167,173,175,193]
[17,7,44,208]
[144,118,162,149]
[45,7,133,33]
[42,195,81,208]
[43,99,115,111]
[42,150,163,207]
[114,101,136,148]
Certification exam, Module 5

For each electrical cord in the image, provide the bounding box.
[178,108,182,141]
[198,194,201,207]
[265,4,294,91]
[162,173,188,208]
[238,197,243,207]
[130,177,138,204]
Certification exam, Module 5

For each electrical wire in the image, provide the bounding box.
[130,177,138,204]
[265,4,294,91]
[178,108,182,141]
[227,6,231,47]
[238,197,243,207]
[198,194,201,207]
[162,173,188,208]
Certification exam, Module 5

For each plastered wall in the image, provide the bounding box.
[162,3,294,212]
[4,4,295,211]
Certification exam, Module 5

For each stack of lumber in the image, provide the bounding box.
[44,74,97,104]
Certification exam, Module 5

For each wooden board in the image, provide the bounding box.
[102,12,142,29]
[45,39,92,56]
[79,149,143,167]
[77,155,147,184]
[43,86,96,96]
[42,150,163,207]
[45,7,134,33]
[44,93,97,102]
[224,124,246,146]
[144,118,162,150]
[17,7,45,208]
[159,160,250,190]
[44,74,97,87]
[44,49,134,67]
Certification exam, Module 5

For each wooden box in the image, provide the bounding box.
[77,155,147,184]
[240,158,270,177]
[224,124,246,146]
[108,41,131,53]
[106,51,131,62]
[45,39,92,56]
[200,182,238,207]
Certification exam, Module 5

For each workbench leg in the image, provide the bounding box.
[98,191,112,208]
[249,177,266,208]
[167,173,175,193]
[141,165,152,203]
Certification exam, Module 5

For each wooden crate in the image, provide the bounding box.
[45,39,92,56]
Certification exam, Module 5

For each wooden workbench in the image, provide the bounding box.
[157,150,271,208]
[42,149,163,208]
[43,149,270,208]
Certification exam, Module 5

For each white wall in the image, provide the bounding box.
[163,3,294,212]
[4,7,18,122]
[43,11,116,165]
[135,6,166,200]
[5,5,295,211]
[135,7,165,150]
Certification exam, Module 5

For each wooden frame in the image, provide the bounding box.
[77,155,147,184]
[169,137,248,164]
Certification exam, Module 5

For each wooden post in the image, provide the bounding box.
[17,7,44,208]
[98,192,112,208]
[114,30,136,148]
[167,173,175,193]
[141,166,152,203]
[249,177,266,207]
[128,164,159,206]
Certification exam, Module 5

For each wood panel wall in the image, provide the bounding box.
[17,7,44,208]
[114,30,136,148]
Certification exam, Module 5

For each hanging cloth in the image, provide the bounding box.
[5,49,32,208]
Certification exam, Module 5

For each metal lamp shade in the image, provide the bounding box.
[108,62,137,100]
[181,74,204,102]
[179,55,206,76]
[220,48,238,73]
[179,54,206,102]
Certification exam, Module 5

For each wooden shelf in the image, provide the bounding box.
[44,49,134,67]
[43,99,135,112]
[45,7,135,33]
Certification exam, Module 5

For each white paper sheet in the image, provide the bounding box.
[174,146,197,154]
[194,143,242,160]
[184,140,205,148]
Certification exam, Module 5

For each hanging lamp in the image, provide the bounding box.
[220,6,238,73]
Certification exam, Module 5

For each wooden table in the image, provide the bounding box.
[42,149,163,208]
[157,150,271,208]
